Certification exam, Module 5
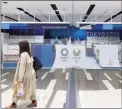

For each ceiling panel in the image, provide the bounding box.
[112,14,122,22]
[1,1,122,23]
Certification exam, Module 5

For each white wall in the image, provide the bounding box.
[2,33,44,62]
[96,44,121,67]
[87,37,120,44]
[3,34,44,44]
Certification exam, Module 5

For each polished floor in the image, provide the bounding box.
[75,69,122,108]
[1,68,122,108]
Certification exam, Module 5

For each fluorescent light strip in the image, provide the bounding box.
[50,4,63,22]
[17,7,41,22]
[82,4,95,22]
[105,11,122,22]
[104,73,112,80]
[1,14,18,21]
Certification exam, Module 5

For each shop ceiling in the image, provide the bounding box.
[1,1,122,23]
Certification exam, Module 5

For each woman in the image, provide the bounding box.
[6,40,37,108]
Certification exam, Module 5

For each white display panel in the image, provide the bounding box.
[3,44,19,55]
[52,45,98,69]
[95,44,121,67]
[3,44,31,62]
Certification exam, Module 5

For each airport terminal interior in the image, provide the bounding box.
[1,0,122,108]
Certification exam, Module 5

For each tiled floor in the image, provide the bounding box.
[1,68,122,108]
[75,69,122,108]
[1,68,70,108]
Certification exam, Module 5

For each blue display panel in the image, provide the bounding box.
[1,23,122,40]
[3,62,17,68]
[72,29,87,40]
[35,45,56,67]
[80,24,122,30]
[1,23,9,29]
[1,23,69,29]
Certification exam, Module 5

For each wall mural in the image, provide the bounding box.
[1,23,122,69]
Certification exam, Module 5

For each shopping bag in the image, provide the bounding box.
[17,83,24,96]
[13,82,24,97]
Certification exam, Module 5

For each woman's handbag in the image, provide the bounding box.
[33,56,43,72]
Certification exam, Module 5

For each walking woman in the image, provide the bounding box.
[6,40,37,108]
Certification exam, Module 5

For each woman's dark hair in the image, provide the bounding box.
[18,40,31,57]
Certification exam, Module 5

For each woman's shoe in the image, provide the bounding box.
[5,102,17,108]
[27,100,37,108]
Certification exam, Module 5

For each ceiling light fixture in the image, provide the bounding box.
[51,4,58,11]
[17,8,24,11]
[17,8,41,22]
[82,4,95,22]
[104,11,122,22]
[50,4,63,22]
[3,2,7,4]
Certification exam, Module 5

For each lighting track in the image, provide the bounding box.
[82,4,95,22]
[104,11,122,22]
[1,14,18,21]
[51,4,63,22]
[17,8,41,22]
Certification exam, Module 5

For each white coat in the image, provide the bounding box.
[13,52,36,102]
